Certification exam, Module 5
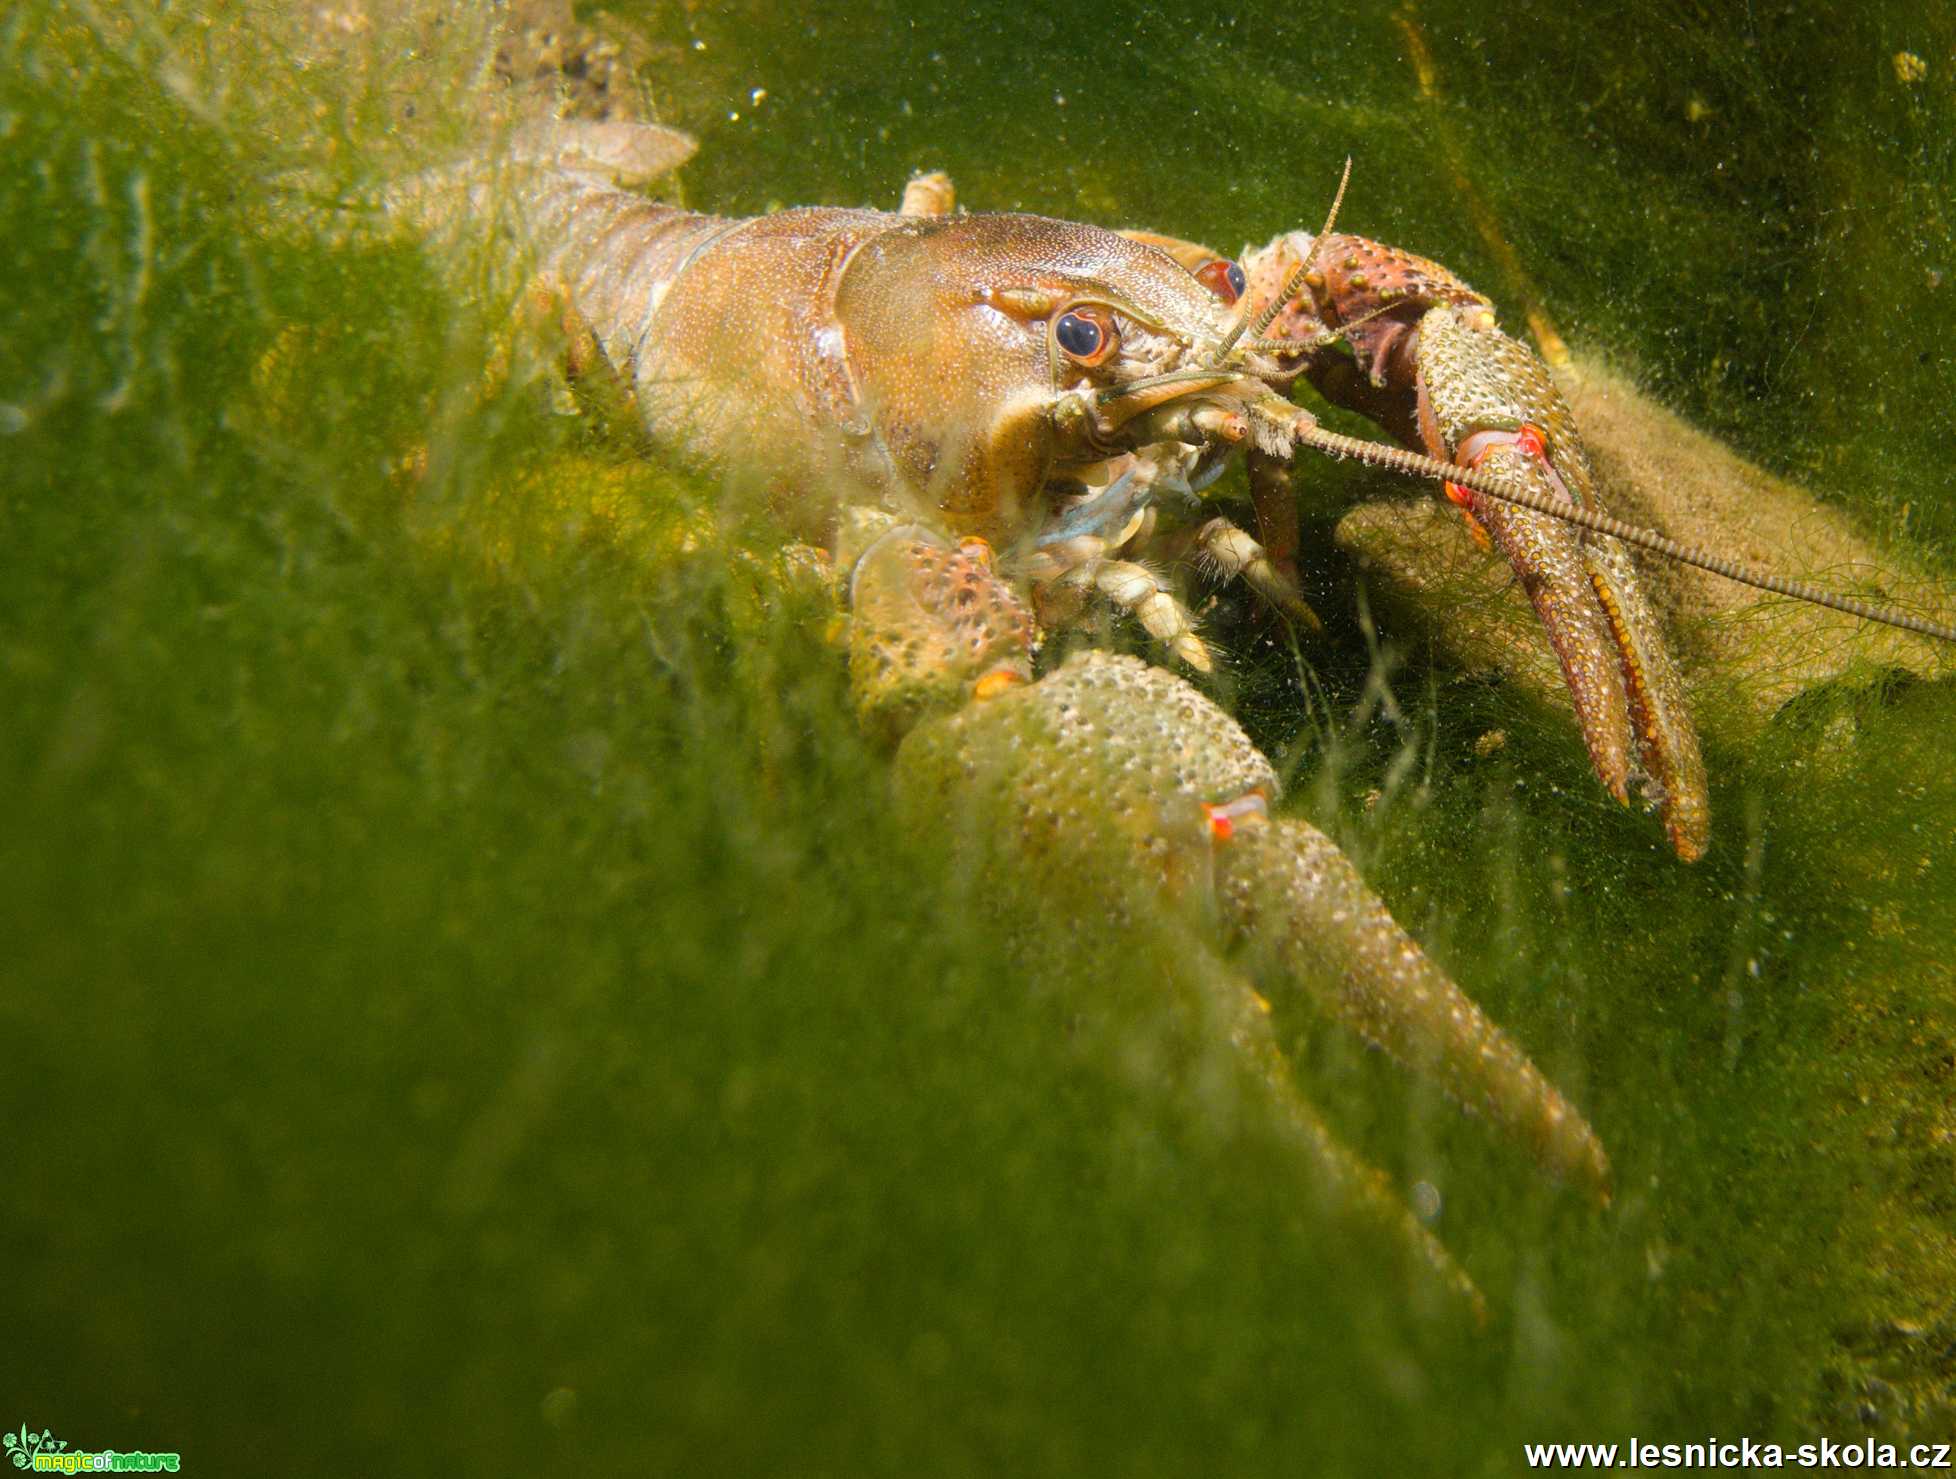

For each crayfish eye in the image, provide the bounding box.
[1054,307,1118,366]
[1195,258,1247,306]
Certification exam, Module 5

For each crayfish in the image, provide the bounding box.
[381,116,1955,1308]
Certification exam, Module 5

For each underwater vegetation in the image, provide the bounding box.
[3,0,1954,1472]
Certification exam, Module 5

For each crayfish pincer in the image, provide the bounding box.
[848,525,1611,1312]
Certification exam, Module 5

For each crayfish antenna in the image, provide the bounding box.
[1217,156,1352,361]
[1302,426,1956,647]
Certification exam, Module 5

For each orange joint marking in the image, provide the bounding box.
[957,535,995,568]
[972,668,1024,701]
[1445,430,1521,551]
[1443,480,1493,551]
[1515,423,1548,462]
[1202,789,1269,843]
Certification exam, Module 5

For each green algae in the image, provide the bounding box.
[3,1,1954,1472]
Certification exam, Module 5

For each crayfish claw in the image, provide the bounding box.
[1580,538,1711,861]
[847,526,1035,739]
[1234,224,1711,857]
[1459,445,1637,808]
[1413,307,1710,859]
[888,643,1592,1303]
[1199,950,1490,1321]
[1213,815,1613,1200]
[844,456,1617,1304]
[873,552,1614,1249]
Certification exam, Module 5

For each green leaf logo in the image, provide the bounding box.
[3,1427,67,1470]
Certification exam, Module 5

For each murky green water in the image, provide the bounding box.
[4,1,1953,1471]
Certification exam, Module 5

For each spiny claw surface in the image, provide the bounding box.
[1214,817,1612,1196]
[1414,307,1710,860]
[1233,228,1710,859]
[852,532,1611,1306]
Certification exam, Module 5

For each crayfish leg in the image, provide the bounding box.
[899,170,956,217]
[1194,516,1324,633]
[1094,560,1216,673]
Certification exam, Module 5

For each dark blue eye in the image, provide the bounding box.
[1054,307,1117,365]
[1055,311,1104,358]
